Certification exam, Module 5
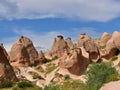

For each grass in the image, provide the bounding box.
[45,65,58,74]
[0,80,14,88]
[59,79,87,90]
[0,80,42,90]
[28,71,42,79]
[45,56,58,63]
[111,56,118,61]
[35,65,44,72]
[100,45,106,49]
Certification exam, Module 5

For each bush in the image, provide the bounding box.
[111,56,118,61]
[44,83,60,90]
[0,80,14,88]
[86,62,119,90]
[17,81,33,88]
[59,79,87,90]
[64,74,70,80]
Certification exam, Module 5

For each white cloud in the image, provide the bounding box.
[1,28,101,52]
[13,29,62,51]
[0,0,120,22]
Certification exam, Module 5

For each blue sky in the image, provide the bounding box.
[0,0,120,51]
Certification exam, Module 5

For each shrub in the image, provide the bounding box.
[44,83,60,90]
[86,62,119,90]
[111,56,118,61]
[0,80,14,88]
[52,56,58,60]
[64,74,70,80]
[59,80,87,90]
[17,80,33,88]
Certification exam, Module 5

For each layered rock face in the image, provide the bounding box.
[38,51,46,63]
[51,35,68,57]
[9,36,39,66]
[99,32,111,46]
[77,33,91,47]
[59,48,89,75]
[65,37,74,50]
[105,31,120,58]
[83,40,100,62]
[0,45,17,83]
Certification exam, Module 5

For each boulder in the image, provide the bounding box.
[59,48,89,75]
[83,40,100,62]
[0,45,17,83]
[9,36,39,66]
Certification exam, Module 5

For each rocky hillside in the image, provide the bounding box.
[1,31,120,90]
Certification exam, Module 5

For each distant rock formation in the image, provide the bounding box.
[100,32,111,46]
[65,37,74,50]
[83,39,100,62]
[38,50,46,63]
[9,36,39,66]
[51,35,68,57]
[59,48,89,75]
[0,45,17,83]
[105,31,120,58]
[77,34,91,47]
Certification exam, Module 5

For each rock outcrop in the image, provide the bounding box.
[104,31,120,59]
[59,48,89,75]
[51,35,68,57]
[83,40,100,62]
[0,45,17,83]
[65,37,74,50]
[100,32,111,46]
[38,51,46,63]
[9,36,39,66]
[77,33,91,47]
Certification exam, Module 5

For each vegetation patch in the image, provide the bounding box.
[86,62,119,90]
[28,71,42,79]
[59,79,87,90]
[45,56,58,63]
[100,45,106,49]
[111,56,118,61]
[35,65,44,72]
[0,80,14,88]
[45,65,58,74]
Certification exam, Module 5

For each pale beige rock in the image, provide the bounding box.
[100,80,120,90]
[100,32,111,46]
[0,45,18,83]
[104,31,120,59]
[9,36,38,66]
[83,40,100,62]
[38,51,46,63]
[77,34,91,47]
[51,35,68,57]
[59,48,89,75]
[65,37,74,50]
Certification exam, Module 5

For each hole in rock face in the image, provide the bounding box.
[115,49,120,55]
